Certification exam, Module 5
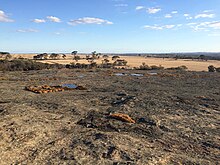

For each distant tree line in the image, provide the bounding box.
[33,53,66,60]
[173,55,220,61]
[144,54,220,61]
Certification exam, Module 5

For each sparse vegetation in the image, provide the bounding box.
[73,55,81,62]
[102,55,109,60]
[62,54,66,59]
[91,51,101,59]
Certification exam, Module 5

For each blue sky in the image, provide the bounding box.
[1,0,220,53]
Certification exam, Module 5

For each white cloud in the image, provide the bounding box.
[136,6,145,10]
[165,14,172,18]
[144,25,163,30]
[68,17,113,26]
[32,19,46,23]
[195,13,215,19]
[187,22,197,26]
[164,10,178,18]
[164,25,175,29]
[16,29,39,33]
[187,21,220,31]
[0,10,14,22]
[144,24,176,30]
[171,11,178,14]
[203,10,213,13]
[115,4,128,7]
[208,21,220,29]
[47,16,61,23]
[184,14,193,20]
[147,7,161,14]
[54,32,61,35]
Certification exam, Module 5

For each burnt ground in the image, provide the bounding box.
[0,69,219,165]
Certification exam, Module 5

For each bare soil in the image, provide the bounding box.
[0,69,219,164]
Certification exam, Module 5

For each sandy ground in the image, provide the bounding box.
[11,54,220,71]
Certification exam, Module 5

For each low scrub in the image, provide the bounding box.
[166,65,188,71]
[137,63,164,70]
[0,59,64,71]
[66,62,97,69]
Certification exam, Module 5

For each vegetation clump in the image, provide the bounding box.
[208,65,220,72]
[113,59,128,66]
[66,62,97,69]
[137,63,164,70]
[208,65,216,72]
[166,65,188,71]
[0,59,64,71]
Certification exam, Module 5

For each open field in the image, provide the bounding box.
[11,54,220,71]
[0,68,219,164]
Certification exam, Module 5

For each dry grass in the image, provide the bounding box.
[11,54,220,71]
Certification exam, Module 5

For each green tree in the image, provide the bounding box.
[71,51,78,55]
